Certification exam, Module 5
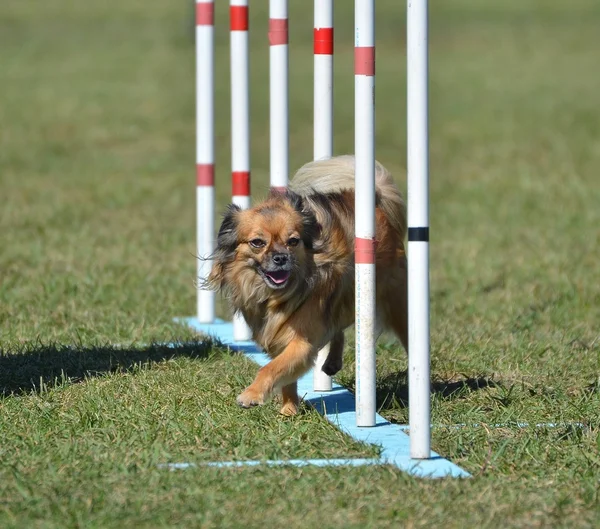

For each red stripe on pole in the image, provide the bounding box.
[269,18,288,46]
[355,46,375,76]
[314,27,333,55]
[196,164,215,186]
[230,5,249,31]
[196,2,214,26]
[232,171,250,196]
[270,186,287,194]
[355,237,377,264]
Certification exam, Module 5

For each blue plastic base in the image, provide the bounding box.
[175,317,470,478]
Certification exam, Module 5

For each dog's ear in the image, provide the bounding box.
[216,203,241,250]
[285,191,320,250]
[205,204,241,290]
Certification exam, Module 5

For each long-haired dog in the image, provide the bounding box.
[206,155,408,416]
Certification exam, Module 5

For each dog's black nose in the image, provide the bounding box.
[272,253,289,267]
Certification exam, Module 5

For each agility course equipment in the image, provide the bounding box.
[230,0,253,341]
[195,0,215,325]
[165,325,468,478]
[312,0,334,393]
[269,0,289,192]
[406,0,431,459]
[181,0,469,478]
[353,0,377,428]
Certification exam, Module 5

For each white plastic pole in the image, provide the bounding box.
[269,0,289,190]
[312,0,335,392]
[230,0,253,341]
[196,0,216,323]
[313,0,333,160]
[354,0,376,427]
[407,0,431,459]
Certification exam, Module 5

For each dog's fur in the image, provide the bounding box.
[206,155,408,415]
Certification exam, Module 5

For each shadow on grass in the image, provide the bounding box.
[0,340,223,397]
[338,370,500,412]
[376,370,501,410]
[1,340,500,411]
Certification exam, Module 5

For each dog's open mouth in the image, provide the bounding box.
[259,268,291,288]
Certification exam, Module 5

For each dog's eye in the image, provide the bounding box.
[287,237,300,247]
[248,238,266,249]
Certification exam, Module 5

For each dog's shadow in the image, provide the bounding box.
[0,340,219,397]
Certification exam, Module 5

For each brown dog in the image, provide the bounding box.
[206,155,408,415]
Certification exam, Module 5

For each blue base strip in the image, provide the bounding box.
[162,458,382,470]
[175,317,471,479]
[396,421,587,431]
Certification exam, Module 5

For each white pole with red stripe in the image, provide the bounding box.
[269,0,289,190]
[407,0,431,459]
[196,0,216,323]
[312,0,334,392]
[230,0,253,341]
[354,0,376,427]
[313,0,333,160]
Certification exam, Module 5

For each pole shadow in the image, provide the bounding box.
[336,370,501,411]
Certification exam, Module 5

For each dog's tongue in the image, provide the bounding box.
[266,270,290,284]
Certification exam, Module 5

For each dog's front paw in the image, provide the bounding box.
[236,387,265,408]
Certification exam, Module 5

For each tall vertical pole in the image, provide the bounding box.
[269,0,289,191]
[313,0,335,392]
[407,0,431,459]
[196,0,216,323]
[230,0,253,341]
[313,0,334,161]
[354,0,376,427]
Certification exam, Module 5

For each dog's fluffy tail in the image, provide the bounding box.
[290,155,407,239]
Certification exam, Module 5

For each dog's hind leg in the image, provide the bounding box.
[280,382,300,416]
[321,331,345,376]
[378,256,409,353]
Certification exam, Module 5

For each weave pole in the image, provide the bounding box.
[230,0,253,341]
[407,0,431,459]
[354,0,377,427]
[312,0,334,392]
[269,0,289,191]
[196,0,216,323]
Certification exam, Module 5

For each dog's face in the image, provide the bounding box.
[207,191,319,299]
[238,204,304,290]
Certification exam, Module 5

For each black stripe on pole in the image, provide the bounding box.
[408,227,429,242]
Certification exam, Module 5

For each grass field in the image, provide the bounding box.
[1,0,600,527]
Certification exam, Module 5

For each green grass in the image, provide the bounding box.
[1,0,600,526]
